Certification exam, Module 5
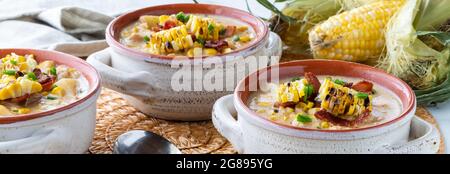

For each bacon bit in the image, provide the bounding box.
[41,76,56,91]
[11,94,30,103]
[314,109,371,127]
[204,40,228,51]
[352,81,373,93]
[151,26,162,32]
[223,26,236,38]
[163,20,177,30]
[304,72,321,94]
[274,102,296,108]
[343,82,353,88]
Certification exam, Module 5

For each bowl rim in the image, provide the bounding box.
[105,3,269,60]
[0,48,101,124]
[234,59,416,133]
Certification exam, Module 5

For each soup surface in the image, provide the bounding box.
[0,53,88,116]
[248,72,402,130]
[120,12,255,56]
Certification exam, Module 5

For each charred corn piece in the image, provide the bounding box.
[317,79,372,117]
[186,15,222,41]
[149,25,194,54]
[309,0,405,62]
[0,76,42,100]
[277,79,309,104]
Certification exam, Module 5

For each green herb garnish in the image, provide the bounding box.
[196,37,205,45]
[333,79,346,85]
[296,114,312,123]
[3,70,16,76]
[356,92,369,99]
[12,109,18,113]
[27,72,37,81]
[232,35,240,42]
[291,77,301,82]
[50,66,57,76]
[303,84,314,102]
[219,28,226,35]
[47,96,58,100]
[207,23,215,34]
[176,12,189,23]
[10,59,17,65]
[143,35,150,43]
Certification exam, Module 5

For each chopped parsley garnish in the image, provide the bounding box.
[207,23,214,33]
[143,35,150,43]
[47,96,58,100]
[50,66,57,76]
[303,84,314,102]
[10,59,17,65]
[3,69,16,76]
[291,77,301,82]
[232,35,240,42]
[333,79,346,85]
[219,28,226,35]
[176,12,189,23]
[196,37,205,45]
[27,72,37,81]
[296,114,312,123]
[356,92,369,99]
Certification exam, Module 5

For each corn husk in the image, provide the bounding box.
[378,0,450,105]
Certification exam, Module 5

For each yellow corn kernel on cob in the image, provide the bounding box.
[186,15,221,41]
[0,76,42,100]
[308,0,405,62]
[148,25,194,54]
[277,79,308,104]
[317,79,372,117]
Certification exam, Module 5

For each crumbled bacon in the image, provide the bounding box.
[352,81,373,93]
[304,72,321,94]
[163,20,177,30]
[204,40,228,51]
[274,102,296,108]
[32,68,56,91]
[314,109,371,127]
[223,26,236,38]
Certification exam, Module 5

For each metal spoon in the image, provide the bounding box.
[113,130,182,154]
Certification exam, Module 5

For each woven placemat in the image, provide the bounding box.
[89,88,445,154]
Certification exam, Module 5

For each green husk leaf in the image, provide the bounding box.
[417,31,450,47]
[257,0,296,24]
[378,0,450,105]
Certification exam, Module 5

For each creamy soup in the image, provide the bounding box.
[0,53,88,116]
[249,72,402,130]
[120,12,255,56]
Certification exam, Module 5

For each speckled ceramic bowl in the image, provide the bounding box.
[212,60,440,154]
[0,48,101,154]
[87,4,282,121]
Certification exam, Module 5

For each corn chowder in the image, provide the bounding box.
[0,53,88,116]
[120,12,255,56]
[249,72,402,130]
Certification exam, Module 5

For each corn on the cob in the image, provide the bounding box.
[308,0,405,62]
[277,79,309,104]
[0,76,42,100]
[148,25,194,54]
[317,78,372,118]
[186,15,222,41]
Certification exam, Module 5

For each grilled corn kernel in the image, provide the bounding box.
[257,102,272,107]
[203,48,218,56]
[320,121,330,128]
[237,26,248,32]
[51,86,63,96]
[18,108,31,114]
[239,35,251,42]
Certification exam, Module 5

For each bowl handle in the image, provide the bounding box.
[0,128,68,154]
[374,116,441,154]
[265,32,282,65]
[212,94,244,153]
[86,48,153,97]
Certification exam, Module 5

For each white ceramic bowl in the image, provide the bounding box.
[0,49,101,154]
[87,4,282,121]
[212,60,441,154]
